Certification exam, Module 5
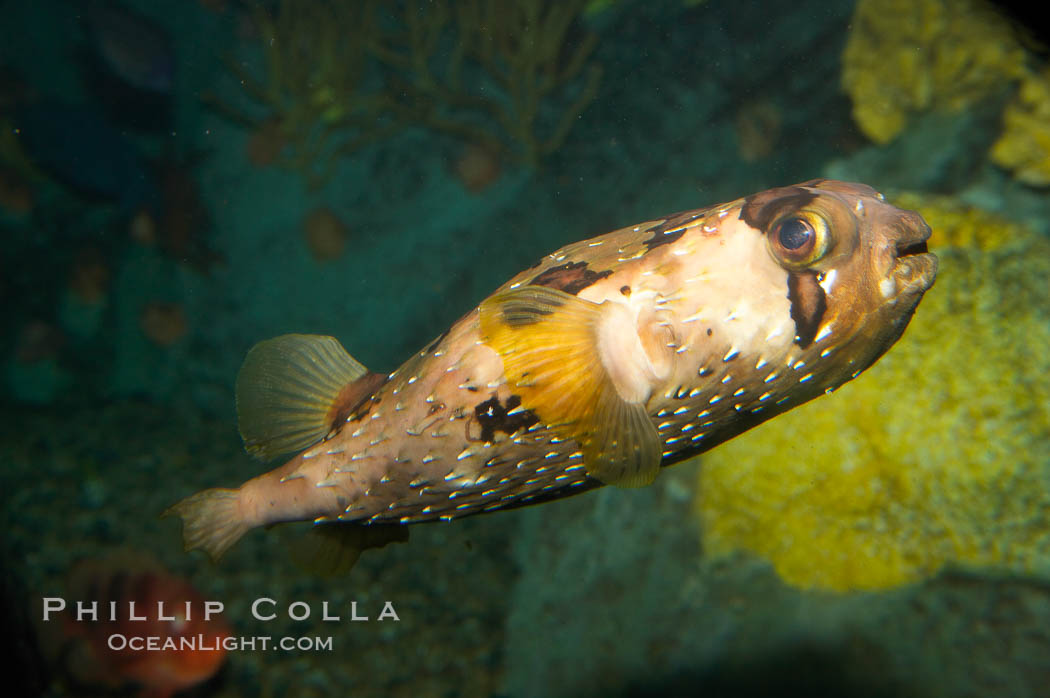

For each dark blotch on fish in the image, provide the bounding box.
[342,374,389,424]
[787,271,827,348]
[642,210,705,251]
[530,261,612,295]
[740,184,819,230]
[472,395,540,443]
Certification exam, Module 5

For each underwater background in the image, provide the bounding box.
[2,0,1049,696]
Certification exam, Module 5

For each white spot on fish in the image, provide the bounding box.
[880,276,897,298]
[682,309,706,324]
[819,268,838,295]
[815,322,834,343]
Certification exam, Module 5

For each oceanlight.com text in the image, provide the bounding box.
[107,633,335,652]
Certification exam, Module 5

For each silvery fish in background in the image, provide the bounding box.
[167,180,937,568]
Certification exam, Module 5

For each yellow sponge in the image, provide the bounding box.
[842,0,1025,144]
[991,68,1050,186]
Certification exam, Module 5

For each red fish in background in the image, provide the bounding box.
[52,553,229,698]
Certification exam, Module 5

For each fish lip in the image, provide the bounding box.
[892,251,938,295]
[889,216,936,294]
[893,215,932,256]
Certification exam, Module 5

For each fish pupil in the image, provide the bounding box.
[777,218,812,250]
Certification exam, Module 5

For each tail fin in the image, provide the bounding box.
[163,488,250,560]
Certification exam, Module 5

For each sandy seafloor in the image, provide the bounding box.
[2,0,1050,696]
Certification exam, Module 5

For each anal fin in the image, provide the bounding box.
[479,285,661,487]
[291,523,410,576]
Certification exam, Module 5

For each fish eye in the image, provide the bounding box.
[777,218,812,250]
[769,212,830,268]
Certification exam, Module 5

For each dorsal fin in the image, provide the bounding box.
[235,334,378,460]
[479,285,662,487]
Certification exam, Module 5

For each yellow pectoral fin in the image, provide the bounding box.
[479,285,661,487]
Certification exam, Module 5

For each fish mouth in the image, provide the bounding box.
[897,239,929,258]
[891,235,937,296]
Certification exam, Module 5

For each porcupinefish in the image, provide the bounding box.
[167,179,937,563]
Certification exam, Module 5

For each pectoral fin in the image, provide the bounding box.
[236,334,382,460]
[479,285,661,487]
